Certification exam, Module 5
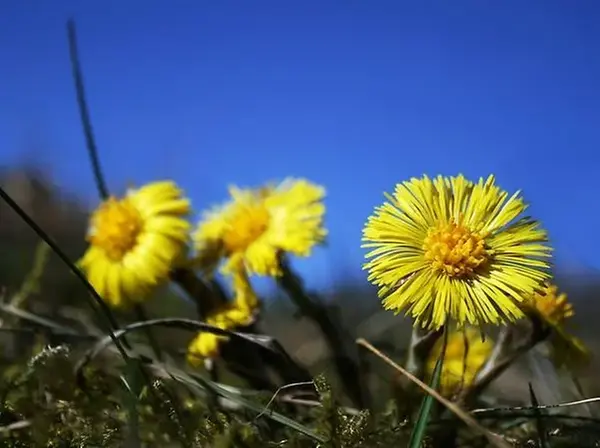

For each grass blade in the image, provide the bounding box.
[75,317,289,373]
[66,18,108,199]
[0,186,128,359]
[75,317,325,442]
[121,361,144,448]
[10,241,51,308]
[0,184,149,446]
[194,374,326,443]
[408,350,444,448]
[163,367,326,443]
[0,303,81,335]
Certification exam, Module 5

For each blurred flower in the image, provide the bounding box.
[362,174,552,330]
[527,282,572,325]
[187,267,258,363]
[194,178,326,277]
[426,328,493,397]
[79,181,191,307]
[186,305,253,363]
[525,282,590,370]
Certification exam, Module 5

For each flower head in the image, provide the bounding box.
[186,304,255,363]
[363,174,552,329]
[526,283,573,326]
[79,181,191,307]
[194,178,326,277]
[426,328,493,397]
[525,282,590,370]
[187,268,258,364]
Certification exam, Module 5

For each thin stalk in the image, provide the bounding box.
[409,327,448,448]
[0,186,129,358]
[133,304,164,362]
[277,255,365,408]
[204,358,220,412]
[171,268,222,319]
[66,19,108,199]
[458,318,550,406]
[393,326,443,416]
[10,242,51,308]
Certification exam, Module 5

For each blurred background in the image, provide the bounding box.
[1,1,599,404]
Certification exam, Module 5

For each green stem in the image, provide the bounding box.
[405,326,444,378]
[170,268,223,319]
[133,304,163,362]
[458,317,550,407]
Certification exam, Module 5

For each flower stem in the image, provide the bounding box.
[458,317,550,406]
[170,268,223,319]
[405,325,444,378]
[277,255,366,408]
[133,304,163,362]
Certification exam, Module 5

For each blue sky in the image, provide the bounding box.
[1,1,599,290]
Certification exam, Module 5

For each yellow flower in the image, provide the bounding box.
[362,174,552,330]
[527,283,573,326]
[186,305,254,363]
[79,181,191,308]
[426,328,493,397]
[194,178,326,277]
[525,282,590,370]
[187,269,258,364]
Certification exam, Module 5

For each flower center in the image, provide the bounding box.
[423,221,489,278]
[223,204,270,253]
[88,197,143,261]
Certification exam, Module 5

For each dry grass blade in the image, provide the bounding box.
[255,381,315,419]
[472,396,600,414]
[356,337,511,448]
[0,420,31,433]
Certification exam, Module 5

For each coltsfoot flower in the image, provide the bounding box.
[526,282,573,326]
[426,328,493,397]
[79,181,191,307]
[363,174,552,329]
[187,267,259,363]
[186,304,255,363]
[525,282,590,369]
[194,178,326,277]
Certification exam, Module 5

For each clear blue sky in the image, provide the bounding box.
[1,1,599,289]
